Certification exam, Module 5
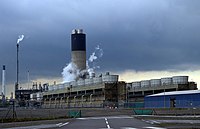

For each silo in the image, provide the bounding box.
[141,80,150,87]
[150,79,161,87]
[85,78,93,85]
[172,76,188,84]
[132,81,141,88]
[70,81,77,86]
[102,75,118,83]
[77,79,85,86]
[48,85,53,91]
[93,77,102,84]
[161,77,172,85]
[64,82,70,88]
[58,84,64,89]
[53,85,58,90]
[126,83,132,88]
[71,29,86,71]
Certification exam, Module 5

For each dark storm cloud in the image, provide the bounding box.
[0,0,200,86]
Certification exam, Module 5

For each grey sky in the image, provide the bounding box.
[0,0,200,94]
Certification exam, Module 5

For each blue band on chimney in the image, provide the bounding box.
[71,33,86,51]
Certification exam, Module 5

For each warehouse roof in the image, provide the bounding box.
[147,90,200,97]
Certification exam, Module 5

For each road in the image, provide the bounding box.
[2,115,165,129]
[3,115,200,129]
[59,116,165,129]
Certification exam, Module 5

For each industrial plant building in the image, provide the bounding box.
[127,76,197,104]
[41,75,197,108]
[5,29,198,108]
[43,73,126,108]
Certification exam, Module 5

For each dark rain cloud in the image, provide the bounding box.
[0,0,200,86]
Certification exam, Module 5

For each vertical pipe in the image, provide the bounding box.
[90,94,93,107]
[81,95,84,107]
[2,65,5,96]
[16,43,19,91]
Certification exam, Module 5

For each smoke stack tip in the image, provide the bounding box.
[72,29,84,34]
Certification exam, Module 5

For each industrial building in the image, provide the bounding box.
[15,82,47,107]
[41,29,126,108]
[14,29,198,108]
[127,76,197,104]
[42,75,197,108]
[43,73,126,108]
[145,90,200,108]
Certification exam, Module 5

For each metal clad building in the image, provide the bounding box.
[145,90,200,108]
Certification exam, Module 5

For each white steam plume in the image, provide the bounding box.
[95,45,103,57]
[62,62,80,83]
[88,45,103,63]
[62,44,103,83]
[17,35,25,44]
[87,45,103,76]
[89,52,97,62]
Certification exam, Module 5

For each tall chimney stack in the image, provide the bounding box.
[71,29,86,71]
[2,65,5,96]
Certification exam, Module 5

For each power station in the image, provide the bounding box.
[38,29,198,108]
[2,29,197,108]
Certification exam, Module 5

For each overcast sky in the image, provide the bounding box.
[0,0,200,96]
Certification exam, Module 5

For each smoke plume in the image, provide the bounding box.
[62,62,79,83]
[88,45,103,66]
[17,35,25,44]
[87,45,103,77]
[62,45,103,83]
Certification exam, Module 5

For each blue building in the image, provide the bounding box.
[145,90,200,108]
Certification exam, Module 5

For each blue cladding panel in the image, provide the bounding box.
[145,93,200,108]
[71,34,86,51]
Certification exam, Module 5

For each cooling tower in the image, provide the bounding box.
[71,29,86,71]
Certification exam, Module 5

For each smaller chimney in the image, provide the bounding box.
[2,65,5,96]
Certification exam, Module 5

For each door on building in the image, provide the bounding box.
[170,98,176,108]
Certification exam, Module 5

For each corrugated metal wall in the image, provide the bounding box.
[145,93,200,108]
